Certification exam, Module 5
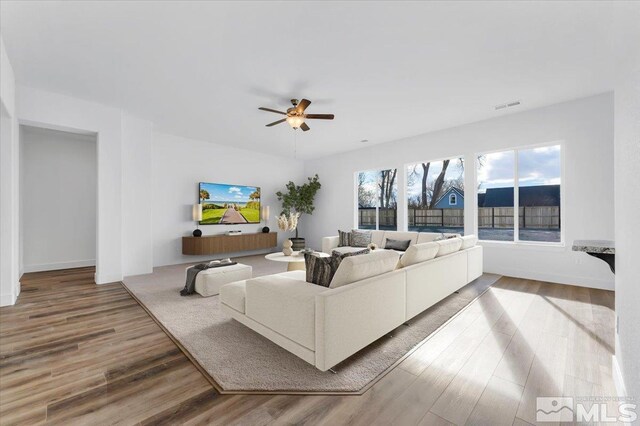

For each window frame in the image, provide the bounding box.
[474,141,565,247]
[354,167,399,231]
[449,193,457,206]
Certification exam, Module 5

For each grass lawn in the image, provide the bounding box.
[239,208,260,223]
[201,208,226,224]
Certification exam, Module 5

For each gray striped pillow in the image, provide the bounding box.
[304,253,338,287]
[338,230,351,247]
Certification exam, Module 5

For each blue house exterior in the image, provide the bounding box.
[433,187,464,209]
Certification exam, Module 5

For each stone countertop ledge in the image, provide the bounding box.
[572,240,615,254]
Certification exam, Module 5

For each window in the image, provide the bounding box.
[357,169,398,230]
[406,158,464,234]
[477,145,561,243]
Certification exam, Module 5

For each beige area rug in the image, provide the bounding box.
[122,254,500,393]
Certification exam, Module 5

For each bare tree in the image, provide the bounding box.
[357,172,376,207]
[378,169,397,208]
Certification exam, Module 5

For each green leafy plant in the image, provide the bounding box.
[276,174,321,238]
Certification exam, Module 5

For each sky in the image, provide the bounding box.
[478,145,561,193]
[200,182,259,203]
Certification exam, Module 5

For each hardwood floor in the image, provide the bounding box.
[0,268,617,425]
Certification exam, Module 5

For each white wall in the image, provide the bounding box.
[302,93,615,290]
[121,114,154,276]
[0,35,20,306]
[152,131,304,267]
[21,126,97,272]
[613,4,640,399]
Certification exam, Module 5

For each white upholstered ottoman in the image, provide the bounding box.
[191,263,252,297]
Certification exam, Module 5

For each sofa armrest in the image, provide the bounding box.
[314,270,406,371]
[321,236,339,254]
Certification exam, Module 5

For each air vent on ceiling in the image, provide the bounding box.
[494,100,521,111]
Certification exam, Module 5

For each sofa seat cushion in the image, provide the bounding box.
[436,237,463,257]
[460,234,478,249]
[400,241,439,267]
[330,250,400,288]
[219,280,247,313]
[245,272,326,350]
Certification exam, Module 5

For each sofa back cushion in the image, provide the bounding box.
[416,232,443,244]
[330,250,400,289]
[383,231,418,246]
[460,235,478,250]
[400,241,439,267]
[436,237,463,257]
[371,230,385,247]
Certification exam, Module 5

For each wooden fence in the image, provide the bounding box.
[360,206,560,229]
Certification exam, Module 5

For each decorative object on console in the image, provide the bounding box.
[192,204,203,237]
[276,174,321,251]
[276,212,299,253]
[261,205,270,233]
[384,238,412,251]
[282,239,293,256]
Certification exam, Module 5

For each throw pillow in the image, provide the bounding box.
[384,238,412,252]
[304,253,337,287]
[350,229,372,247]
[338,230,351,247]
[331,248,370,260]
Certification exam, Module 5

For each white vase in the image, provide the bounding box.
[282,239,293,256]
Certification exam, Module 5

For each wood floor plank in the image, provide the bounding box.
[0,267,617,425]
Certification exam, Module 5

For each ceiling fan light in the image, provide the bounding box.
[286,116,305,129]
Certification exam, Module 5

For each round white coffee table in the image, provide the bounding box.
[265,251,328,271]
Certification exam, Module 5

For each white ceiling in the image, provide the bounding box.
[0,1,636,159]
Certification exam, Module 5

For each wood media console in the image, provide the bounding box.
[182,232,277,255]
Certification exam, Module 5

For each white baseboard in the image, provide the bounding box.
[612,355,627,398]
[94,272,123,285]
[484,266,614,290]
[0,291,17,307]
[23,259,96,273]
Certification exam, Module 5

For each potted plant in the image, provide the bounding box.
[276,174,321,251]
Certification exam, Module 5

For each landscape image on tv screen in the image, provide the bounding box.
[199,182,261,224]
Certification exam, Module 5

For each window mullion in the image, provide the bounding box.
[514,149,519,242]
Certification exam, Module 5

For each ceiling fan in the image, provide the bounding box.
[259,98,334,132]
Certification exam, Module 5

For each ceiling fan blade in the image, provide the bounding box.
[304,114,335,120]
[296,99,311,114]
[300,122,310,131]
[266,118,286,127]
[259,107,287,115]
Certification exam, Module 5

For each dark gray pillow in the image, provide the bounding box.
[384,238,411,252]
[338,230,351,247]
[350,229,372,247]
[304,253,338,287]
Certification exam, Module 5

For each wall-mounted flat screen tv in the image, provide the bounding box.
[199,182,261,225]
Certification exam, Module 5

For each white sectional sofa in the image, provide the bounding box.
[220,232,482,372]
[322,230,461,254]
